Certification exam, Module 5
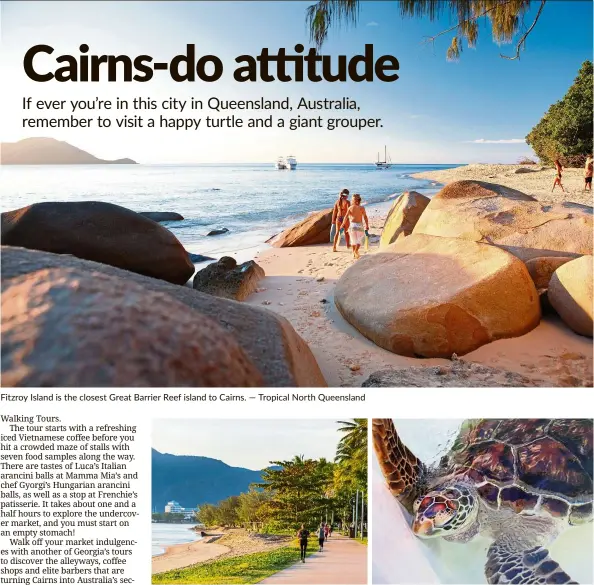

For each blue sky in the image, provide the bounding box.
[1,0,592,163]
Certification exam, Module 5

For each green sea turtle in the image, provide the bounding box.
[373,419,593,584]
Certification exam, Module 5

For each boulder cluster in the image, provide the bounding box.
[336,181,592,357]
[1,201,325,387]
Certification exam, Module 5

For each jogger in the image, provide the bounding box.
[297,524,310,563]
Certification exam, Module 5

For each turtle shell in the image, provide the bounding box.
[442,419,593,522]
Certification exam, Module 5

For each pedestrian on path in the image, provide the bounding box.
[324,523,330,540]
[318,523,326,552]
[297,524,309,563]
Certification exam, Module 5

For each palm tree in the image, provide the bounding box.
[335,419,367,492]
[307,0,548,61]
[336,419,367,464]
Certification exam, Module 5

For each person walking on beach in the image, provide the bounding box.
[584,154,593,192]
[297,524,310,563]
[552,159,565,193]
[331,189,351,252]
[318,523,326,552]
[339,194,369,259]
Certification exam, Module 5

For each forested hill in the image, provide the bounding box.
[151,449,264,510]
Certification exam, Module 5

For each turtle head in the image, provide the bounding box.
[411,484,477,539]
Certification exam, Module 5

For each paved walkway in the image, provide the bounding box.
[260,535,367,584]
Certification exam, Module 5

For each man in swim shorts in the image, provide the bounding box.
[585,154,593,191]
[332,189,351,252]
[339,193,369,259]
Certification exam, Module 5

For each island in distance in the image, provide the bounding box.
[1,137,137,165]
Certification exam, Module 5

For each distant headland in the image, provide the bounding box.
[1,137,137,165]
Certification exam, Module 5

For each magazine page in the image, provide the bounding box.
[1,1,593,584]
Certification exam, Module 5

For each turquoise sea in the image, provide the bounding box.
[0,163,459,262]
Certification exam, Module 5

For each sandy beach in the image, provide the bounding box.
[152,528,292,575]
[246,164,593,387]
[412,163,593,205]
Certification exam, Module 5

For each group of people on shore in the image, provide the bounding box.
[297,522,333,562]
[330,189,369,259]
[552,154,593,192]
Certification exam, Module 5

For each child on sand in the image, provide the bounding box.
[552,159,565,192]
[339,194,369,259]
[331,189,351,252]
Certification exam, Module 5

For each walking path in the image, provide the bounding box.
[260,535,367,584]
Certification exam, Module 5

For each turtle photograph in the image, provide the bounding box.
[372,419,593,584]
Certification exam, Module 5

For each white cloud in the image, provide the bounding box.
[468,138,526,144]
[366,21,379,26]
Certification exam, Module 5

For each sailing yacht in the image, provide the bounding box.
[375,146,392,169]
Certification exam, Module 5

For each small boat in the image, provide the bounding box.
[275,155,297,170]
[375,146,392,169]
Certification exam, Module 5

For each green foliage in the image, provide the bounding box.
[237,487,272,525]
[307,0,546,60]
[152,543,312,584]
[526,61,593,166]
[190,421,368,534]
[257,455,334,530]
[197,496,241,527]
[196,503,218,526]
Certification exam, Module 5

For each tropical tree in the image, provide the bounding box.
[258,456,334,529]
[237,487,272,526]
[335,419,367,492]
[526,60,593,166]
[307,0,548,61]
[196,503,219,526]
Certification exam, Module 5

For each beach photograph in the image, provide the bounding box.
[151,419,368,584]
[371,418,593,584]
[1,1,592,387]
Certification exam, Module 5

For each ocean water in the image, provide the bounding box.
[0,163,458,262]
[373,420,593,584]
[152,523,201,557]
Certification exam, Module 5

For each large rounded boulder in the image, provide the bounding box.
[379,191,430,249]
[1,201,194,285]
[548,255,593,337]
[268,208,332,247]
[2,267,262,387]
[1,246,327,387]
[334,234,541,358]
[412,181,593,262]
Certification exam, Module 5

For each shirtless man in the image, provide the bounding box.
[339,194,369,259]
[331,189,351,252]
[584,154,593,192]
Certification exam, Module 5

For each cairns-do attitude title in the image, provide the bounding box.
[23,43,399,83]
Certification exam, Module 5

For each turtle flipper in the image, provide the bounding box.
[372,418,426,513]
[486,540,578,584]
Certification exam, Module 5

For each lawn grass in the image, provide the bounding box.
[152,543,313,584]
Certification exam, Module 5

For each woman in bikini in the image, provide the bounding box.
[552,159,565,192]
[332,189,351,252]
[339,194,369,259]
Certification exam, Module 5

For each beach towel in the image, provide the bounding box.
[330,223,336,243]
